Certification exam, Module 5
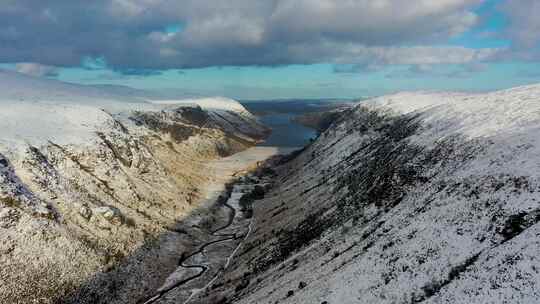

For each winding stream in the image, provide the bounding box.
[141,174,258,304]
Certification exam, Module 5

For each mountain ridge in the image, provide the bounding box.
[0,71,270,303]
[183,83,540,304]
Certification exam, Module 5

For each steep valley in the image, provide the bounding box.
[187,85,540,304]
[3,2,540,303]
[3,71,540,304]
[0,70,273,303]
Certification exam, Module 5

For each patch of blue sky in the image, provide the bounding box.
[449,0,510,49]
[165,23,184,34]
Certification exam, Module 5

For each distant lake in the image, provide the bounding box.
[241,98,354,148]
[257,113,317,147]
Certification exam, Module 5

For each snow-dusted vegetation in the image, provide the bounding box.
[0,70,269,303]
[4,68,540,304]
[190,84,540,304]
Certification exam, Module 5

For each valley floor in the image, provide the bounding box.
[138,146,298,304]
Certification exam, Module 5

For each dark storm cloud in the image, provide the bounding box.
[0,0,501,70]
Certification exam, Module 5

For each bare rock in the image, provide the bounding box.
[78,205,92,220]
[93,206,123,225]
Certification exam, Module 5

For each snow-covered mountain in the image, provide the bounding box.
[0,69,262,150]
[0,70,269,303]
[188,84,540,304]
[5,68,540,304]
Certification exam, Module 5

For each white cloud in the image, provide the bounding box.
[498,0,540,61]
[501,0,540,48]
[0,0,498,69]
[365,46,499,65]
[383,61,489,79]
[298,43,500,66]
[267,0,482,44]
[15,63,59,77]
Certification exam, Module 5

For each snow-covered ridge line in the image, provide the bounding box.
[0,69,257,152]
[364,84,540,138]
[193,83,540,304]
[0,70,269,303]
[148,97,250,114]
[0,69,249,112]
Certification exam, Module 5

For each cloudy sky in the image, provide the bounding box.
[1,0,539,99]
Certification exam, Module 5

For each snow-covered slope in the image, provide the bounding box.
[0,70,269,303]
[366,85,540,139]
[0,69,263,151]
[150,96,249,113]
[188,84,540,304]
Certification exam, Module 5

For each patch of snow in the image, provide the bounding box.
[366,84,540,139]
[0,69,254,154]
[148,97,251,115]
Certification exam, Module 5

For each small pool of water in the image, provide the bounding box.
[257,113,317,147]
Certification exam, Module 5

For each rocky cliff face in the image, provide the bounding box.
[0,71,269,303]
[190,85,540,304]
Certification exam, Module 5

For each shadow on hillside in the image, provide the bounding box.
[53,146,298,304]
